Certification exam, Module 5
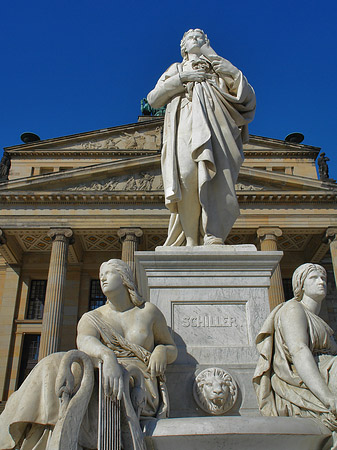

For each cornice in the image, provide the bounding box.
[7,149,160,158]
[0,190,336,205]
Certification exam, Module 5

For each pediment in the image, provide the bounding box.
[0,156,335,196]
[5,119,164,155]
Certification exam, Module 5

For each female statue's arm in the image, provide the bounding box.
[280,302,337,412]
[77,314,124,400]
[146,303,178,378]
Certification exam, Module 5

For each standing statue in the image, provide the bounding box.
[0,259,177,449]
[318,152,330,181]
[147,29,256,246]
[0,152,11,181]
[253,263,337,448]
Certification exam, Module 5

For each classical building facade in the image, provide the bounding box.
[0,116,336,408]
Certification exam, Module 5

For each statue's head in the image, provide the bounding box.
[100,259,144,306]
[292,263,327,301]
[180,28,209,60]
[194,368,237,415]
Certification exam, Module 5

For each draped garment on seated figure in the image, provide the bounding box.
[0,308,168,449]
[253,300,337,431]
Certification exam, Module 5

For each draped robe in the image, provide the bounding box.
[253,300,337,431]
[147,56,256,245]
[0,308,168,449]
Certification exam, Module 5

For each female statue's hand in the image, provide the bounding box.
[102,356,124,400]
[148,345,167,378]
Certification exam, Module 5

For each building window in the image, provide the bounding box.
[27,280,47,319]
[18,334,40,387]
[40,167,54,175]
[89,280,106,310]
[282,278,293,301]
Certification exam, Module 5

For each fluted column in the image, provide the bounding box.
[257,227,285,310]
[39,228,73,360]
[117,228,143,275]
[326,228,337,286]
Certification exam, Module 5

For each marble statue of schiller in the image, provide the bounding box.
[147,29,256,246]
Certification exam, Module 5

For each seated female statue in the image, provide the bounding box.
[253,263,337,445]
[0,259,177,449]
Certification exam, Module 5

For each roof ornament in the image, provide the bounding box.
[20,132,40,144]
[317,152,336,183]
[140,98,166,117]
[285,132,304,144]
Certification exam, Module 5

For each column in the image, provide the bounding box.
[117,228,143,275]
[0,265,21,400]
[257,227,285,310]
[39,228,73,360]
[326,227,337,286]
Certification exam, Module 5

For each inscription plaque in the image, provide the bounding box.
[173,302,248,347]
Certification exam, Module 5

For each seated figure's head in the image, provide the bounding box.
[292,263,327,301]
[100,259,144,306]
[194,368,237,415]
[180,28,209,60]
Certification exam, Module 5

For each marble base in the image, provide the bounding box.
[135,246,283,417]
[143,417,331,450]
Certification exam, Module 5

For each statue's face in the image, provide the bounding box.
[184,30,206,54]
[303,270,327,302]
[100,264,123,294]
[202,376,230,406]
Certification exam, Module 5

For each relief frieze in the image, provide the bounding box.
[67,171,163,192]
[63,128,162,151]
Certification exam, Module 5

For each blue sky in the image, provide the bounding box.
[1,0,337,179]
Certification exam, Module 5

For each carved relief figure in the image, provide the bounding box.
[0,259,177,449]
[253,263,337,447]
[193,367,237,415]
[147,29,256,246]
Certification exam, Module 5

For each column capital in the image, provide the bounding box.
[48,228,74,244]
[257,227,282,241]
[325,227,337,243]
[117,227,143,242]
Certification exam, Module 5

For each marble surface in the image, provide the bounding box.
[147,29,256,246]
[135,247,282,417]
[143,416,331,450]
[254,263,337,444]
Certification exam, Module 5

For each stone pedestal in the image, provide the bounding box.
[143,417,331,450]
[135,245,282,417]
[39,228,73,360]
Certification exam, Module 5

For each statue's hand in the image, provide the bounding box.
[148,345,167,378]
[102,356,124,400]
[211,57,240,78]
[180,69,207,83]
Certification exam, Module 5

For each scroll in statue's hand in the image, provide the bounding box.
[148,345,167,378]
[103,356,124,400]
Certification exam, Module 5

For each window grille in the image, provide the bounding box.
[89,279,106,310]
[27,280,47,319]
[18,334,40,386]
[282,278,293,301]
